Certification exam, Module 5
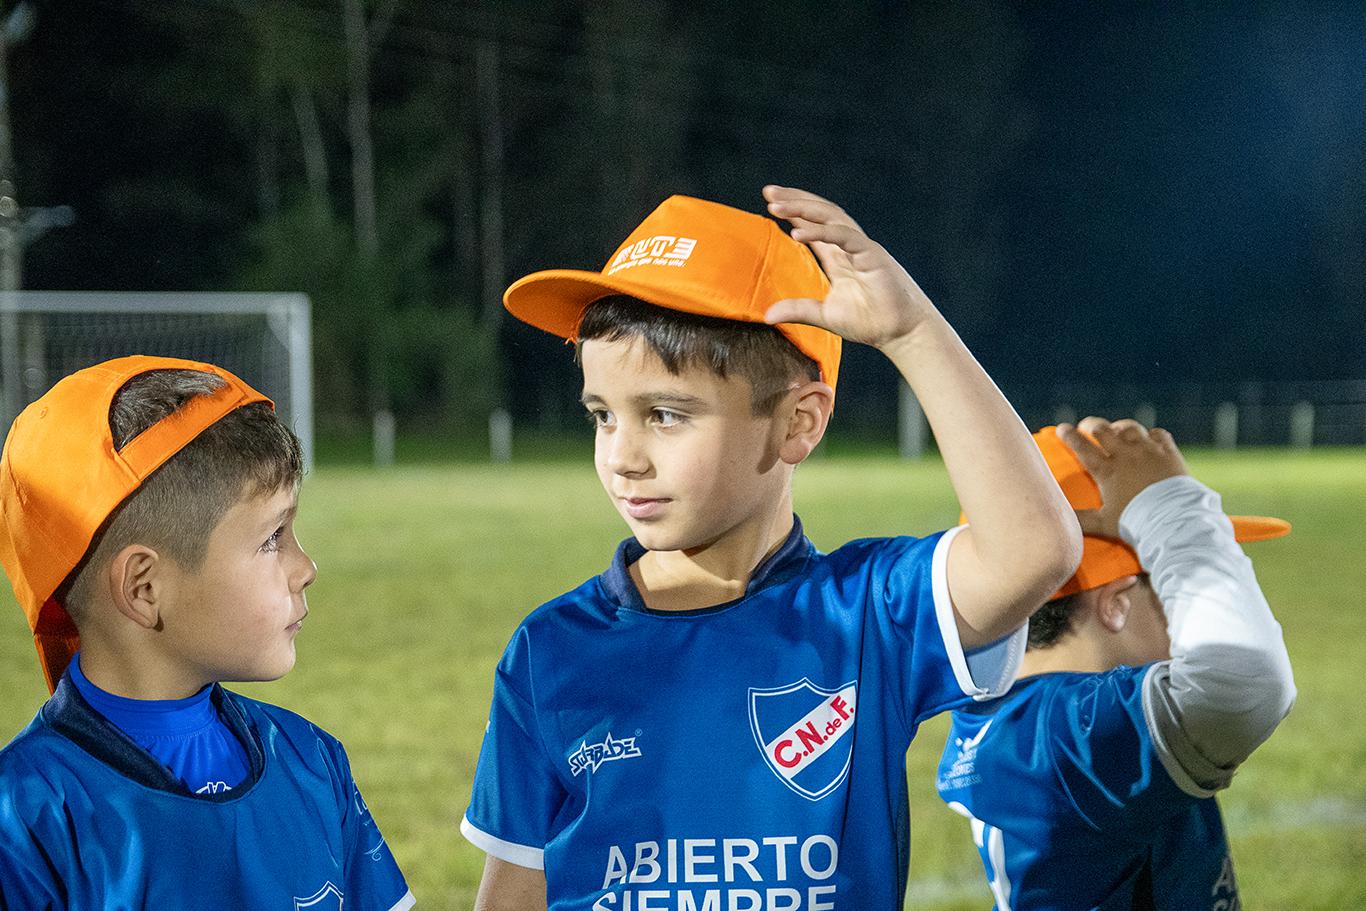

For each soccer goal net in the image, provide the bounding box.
[0,292,313,468]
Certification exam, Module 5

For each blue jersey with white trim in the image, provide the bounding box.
[464,518,1024,911]
[936,668,1239,910]
[0,674,413,911]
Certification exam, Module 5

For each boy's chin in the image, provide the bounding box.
[628,527,679,552]
[223,651,297,685]
[625,521,694,553]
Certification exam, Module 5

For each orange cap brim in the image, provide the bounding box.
[502,195,841,392]
[505,268,842,393]
[34,603,80,694]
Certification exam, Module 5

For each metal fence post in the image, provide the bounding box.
[1214,402,1239,450]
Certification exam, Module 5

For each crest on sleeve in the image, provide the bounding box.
[294,881,344,911]
[748,678,858,801]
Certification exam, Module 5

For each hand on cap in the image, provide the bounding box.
[1057,417,1188,539]
[761,185,938,350]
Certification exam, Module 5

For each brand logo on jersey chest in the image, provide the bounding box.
[748,678,858,801]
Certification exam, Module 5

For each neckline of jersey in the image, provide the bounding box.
[42,670,267,802]
[599,513,814,617]
[69,652,218,738]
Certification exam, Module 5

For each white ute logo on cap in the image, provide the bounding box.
[606,235,698,275]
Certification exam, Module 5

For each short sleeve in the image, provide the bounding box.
[0,835,61,911]
[1047,665,1201,834]
[462,627,569,870]
[871,527,1026,726]
[0,768,63,911]
[336,748,414,911]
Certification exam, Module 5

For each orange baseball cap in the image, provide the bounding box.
[1032,425,1291,600]
[0,355,271,692]
[503,194,843,390]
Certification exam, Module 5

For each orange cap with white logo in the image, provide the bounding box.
[1033,426,1291,600]
[0,355,272,692]
[503,195,842,391]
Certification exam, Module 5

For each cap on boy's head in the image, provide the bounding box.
[1032,425,1291,600]
[503,194,843,390]
[0,355,271,691]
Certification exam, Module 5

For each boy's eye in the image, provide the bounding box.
[586,409,614,428]
[261,527,285,553]
[651,409,685,427]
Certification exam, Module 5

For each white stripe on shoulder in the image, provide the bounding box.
[460,815,545,870]
[386,890,417,911]
[931,525,1026,701]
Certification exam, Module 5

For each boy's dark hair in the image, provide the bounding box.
[1026,592,1081,650]
[575,295,821,414]
[61,369,304,617]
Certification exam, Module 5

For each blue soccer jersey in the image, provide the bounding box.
[936,668,1239,910]
[463,518,1025,910]
[0,673,413,911]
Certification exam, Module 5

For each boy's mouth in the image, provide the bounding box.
[622,497,670,520]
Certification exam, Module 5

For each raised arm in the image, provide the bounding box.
[763,186,1081,649]
[1059,418,1296,792]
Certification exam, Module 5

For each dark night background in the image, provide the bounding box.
[8,1,1365,444]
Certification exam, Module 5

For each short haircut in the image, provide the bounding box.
[575,295,821,414]
[1026,592,1081,650]
[60,369,303,617]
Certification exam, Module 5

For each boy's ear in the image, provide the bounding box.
[778,380,835,465]
[1093,575,1141,634]
[107,544,166,631]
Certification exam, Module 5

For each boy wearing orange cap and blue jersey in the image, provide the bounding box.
[461,187,1083,909]
[936,418,1295,909]
[0,356,412,910]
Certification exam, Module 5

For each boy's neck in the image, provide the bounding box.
[76,641,214,701]
[1016,636,1115,679]
[629,501,796,612]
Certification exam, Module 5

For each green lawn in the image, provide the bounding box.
[1,449,1362,908]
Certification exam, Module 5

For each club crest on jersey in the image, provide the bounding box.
[293,881,343,911]
[568,731,642,776]
[749,678,858,801]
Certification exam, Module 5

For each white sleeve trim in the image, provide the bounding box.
[931,525,1027,701]
[386,890,417,911]
[460,815,545,870]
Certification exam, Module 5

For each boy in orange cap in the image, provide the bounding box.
[0,357,412,910]
[936,418,1295,909]
[462,186,1083,909]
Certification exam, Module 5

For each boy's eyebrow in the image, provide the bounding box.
[269,503,298,527]
[580,391,710,409]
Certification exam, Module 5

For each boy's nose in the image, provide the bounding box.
[293,549,319,591]
[605,426,650,477]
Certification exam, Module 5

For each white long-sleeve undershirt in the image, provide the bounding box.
[1124,475,1296,797]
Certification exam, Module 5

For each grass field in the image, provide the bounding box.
[2,448,1363,908]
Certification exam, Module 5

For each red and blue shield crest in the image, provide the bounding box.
[748,677,858,801]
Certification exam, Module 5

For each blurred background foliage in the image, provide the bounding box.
[9,0,1366,443]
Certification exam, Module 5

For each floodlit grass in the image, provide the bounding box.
[1,448,1362,907]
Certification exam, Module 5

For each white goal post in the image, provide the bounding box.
[0,292,313,469]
